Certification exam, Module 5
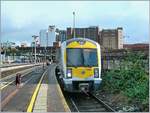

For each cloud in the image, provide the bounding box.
[1,1,149,45]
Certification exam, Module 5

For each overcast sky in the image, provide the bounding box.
[1,1,149,46]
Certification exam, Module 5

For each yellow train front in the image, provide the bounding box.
[60,38,102,92]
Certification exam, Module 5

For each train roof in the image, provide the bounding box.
[62,38,100,46]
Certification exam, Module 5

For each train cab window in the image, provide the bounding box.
[67,48,98,67]
[83,49,98,67]
[67,49,83,67]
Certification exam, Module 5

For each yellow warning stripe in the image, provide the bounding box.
[27,69,47,112]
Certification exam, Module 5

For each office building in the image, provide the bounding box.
[67,26,99,42]
[47,25,56,47]
[39,29,47,47]
[100,27,123,49]
[39,25,57,47]
[56,30,67,43]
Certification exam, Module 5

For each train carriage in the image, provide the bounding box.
[58,38,102,92]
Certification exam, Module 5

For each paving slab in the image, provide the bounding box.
[33,84,48,112]
[47,63,70,112]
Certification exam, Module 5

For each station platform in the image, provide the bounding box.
[33,63,70,112]
[1,63,42,72]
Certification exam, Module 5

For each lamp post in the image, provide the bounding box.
[32,35,38,64]
[84,28,86,39]
[0,38,2,65]
[73,12,76,38]
[46,30,48,47]
[3,41,8,63]
[101,46,109,70]
[123,35,130,43]
[45,30,49,63]
[123,35,130,49]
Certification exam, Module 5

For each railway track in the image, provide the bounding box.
[1,67,47,112]
[66,92,115,112]
[1,64,43,78]
[55,67,115,112]
[0,66,41,90]
[0,63,31,68]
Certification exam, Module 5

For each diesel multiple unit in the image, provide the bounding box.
[57,38,102,92]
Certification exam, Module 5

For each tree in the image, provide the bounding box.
[10,48,17,60]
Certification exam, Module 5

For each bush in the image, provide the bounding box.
[101,51,149,107]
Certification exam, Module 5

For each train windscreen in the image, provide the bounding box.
[67,48,98,67]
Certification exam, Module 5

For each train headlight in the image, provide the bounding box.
[94,68,99,78]
[66,69,72,78]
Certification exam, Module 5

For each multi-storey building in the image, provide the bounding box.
[39,25,57,47]
[59,30,67,43]
[39,29,47,47]
[100,27,123,49]
[48,25,56,47]
[67,26,99,42]
[67,27,73,39]
[56,30,67,43]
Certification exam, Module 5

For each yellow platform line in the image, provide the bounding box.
[27,69,47,112]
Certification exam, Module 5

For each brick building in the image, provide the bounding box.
[67,26,99,42]
[123,43,149,49]
[99,27,123,49]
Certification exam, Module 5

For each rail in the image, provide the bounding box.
[67,92,116,112]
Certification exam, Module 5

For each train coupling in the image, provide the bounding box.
[79,83,89,92]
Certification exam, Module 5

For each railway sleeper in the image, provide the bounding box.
[78,104,103,109]
[79,108,106,112]
[75,99,99,104]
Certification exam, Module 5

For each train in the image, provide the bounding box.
[56,38,102,92]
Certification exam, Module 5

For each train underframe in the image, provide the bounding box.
[62,79,101,92]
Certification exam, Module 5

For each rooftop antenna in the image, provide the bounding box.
[73,12,76,38]
[84,28,85,39]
